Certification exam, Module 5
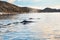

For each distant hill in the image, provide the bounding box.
[38,8,60,12]
[0,1,60,14]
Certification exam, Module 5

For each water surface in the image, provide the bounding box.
[0,13,60,40]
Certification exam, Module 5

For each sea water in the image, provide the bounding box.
[0,13,60,40]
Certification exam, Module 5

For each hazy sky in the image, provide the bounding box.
[2,0,60,9]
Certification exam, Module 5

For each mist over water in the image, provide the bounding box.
[0,13,60,40]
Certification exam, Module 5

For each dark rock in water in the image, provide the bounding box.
[13,22,19,24]
[6,22,19,26]
[7,23,11,26]
[20,20,34,25]
[29,18,33,19]
[29,18,40,20]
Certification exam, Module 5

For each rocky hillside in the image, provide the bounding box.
[0,1,31,13]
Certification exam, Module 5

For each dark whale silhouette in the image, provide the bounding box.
[20,20,34,25]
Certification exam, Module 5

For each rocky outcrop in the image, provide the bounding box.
[0,1,30,14]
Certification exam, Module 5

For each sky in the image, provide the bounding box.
[2,0,60,9]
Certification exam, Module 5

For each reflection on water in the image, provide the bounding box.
[0,13,60,40]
